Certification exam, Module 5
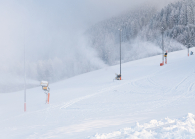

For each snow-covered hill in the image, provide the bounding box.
[86,0,195,65]
[0,47,195,139]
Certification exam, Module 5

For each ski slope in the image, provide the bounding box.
[0,48,195,139]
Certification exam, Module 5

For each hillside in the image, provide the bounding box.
[0,47,195,138]
[86,0,195,65]
[2,0,194,94]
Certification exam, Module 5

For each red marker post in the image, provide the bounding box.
[47,93,50,104]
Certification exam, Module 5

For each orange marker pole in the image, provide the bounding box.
[188,46,189,56]
[47,93,50,104]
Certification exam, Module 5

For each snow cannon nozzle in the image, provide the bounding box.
[115,74,121,80]
[40,81,49,87]
[40,81,50,92]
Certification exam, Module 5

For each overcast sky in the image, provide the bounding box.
[0,0,179,38]
[0,0,180,61]
[1,0,178,30]
[0,0,179,66]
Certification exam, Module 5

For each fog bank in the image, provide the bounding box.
[0,0,181,93]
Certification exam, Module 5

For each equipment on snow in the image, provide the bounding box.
[164,53,167,57]
[164,51,168,64]
[40,81,50,104]
[115,74,121,80]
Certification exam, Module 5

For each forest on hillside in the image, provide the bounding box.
[86,0,195,65]
[3,0,195,93]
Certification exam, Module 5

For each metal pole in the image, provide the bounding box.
[120,30,121,76]
[118,29,122,79]
[24,33,26,112]
[162,28,164,64]
[188,44,190,56]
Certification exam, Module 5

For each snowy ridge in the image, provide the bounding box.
[90,113,195,139]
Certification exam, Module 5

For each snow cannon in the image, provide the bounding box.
[164,51,168,64]
[40,81,50,104]
[40,81,50,91]
[115,74,121,80]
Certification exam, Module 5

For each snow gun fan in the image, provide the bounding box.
[115,74,121,80]
[40,81,50,104]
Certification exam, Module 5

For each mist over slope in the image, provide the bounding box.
[0,0,187,93]
[0,1,107,93]
[86,6,160,65]
[86,0,195,65]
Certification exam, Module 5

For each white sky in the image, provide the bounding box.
[0,0,179,61]
[0,0,180,90]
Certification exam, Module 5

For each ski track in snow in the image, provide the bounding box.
[125,63,195,113]
[58,62,195,113]
[188,82,195,92]
[128,71,185,113]
[59,65,168,111]
[59,82,130,109]
[175,74,191,90]
[54,67,163,111]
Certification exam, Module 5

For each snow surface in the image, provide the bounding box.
[91,113,195,139]
[0,48,195,139]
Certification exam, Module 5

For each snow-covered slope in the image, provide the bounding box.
[0,48,195,139]
[91,113,195,139]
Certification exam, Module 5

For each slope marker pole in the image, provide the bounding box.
[160,27,164,66]
[24,31,26,112]
[118,29,122,79]
[188,44,189,56]
[47,93,50,104]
